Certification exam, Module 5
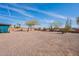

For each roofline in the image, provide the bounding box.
[0,23,11,26]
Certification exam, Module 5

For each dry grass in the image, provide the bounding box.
[0,31,79,56]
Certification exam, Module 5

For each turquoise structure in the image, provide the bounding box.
[0,24,10,33]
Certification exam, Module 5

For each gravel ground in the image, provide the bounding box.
[0,31,79,56]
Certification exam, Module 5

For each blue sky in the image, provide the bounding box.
[0,3,79,28]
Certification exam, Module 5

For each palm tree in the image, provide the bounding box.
[25,19,38,32]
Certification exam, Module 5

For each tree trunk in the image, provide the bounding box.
[27,27,29,32]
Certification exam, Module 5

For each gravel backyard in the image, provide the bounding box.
[0,31,79,56]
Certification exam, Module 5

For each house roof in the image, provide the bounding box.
[0,23,11,26]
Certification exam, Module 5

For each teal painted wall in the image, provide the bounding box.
[0,26,10,33]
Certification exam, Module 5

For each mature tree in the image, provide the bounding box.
[14,25,16,28]
[49,23,53,31]
[25,19,38,31]
[14,23,21,29]
[53,21,62,29]
[49,20,62,31]
[77,17,79,28]
[16,23,21,28]
[64,18,72,32]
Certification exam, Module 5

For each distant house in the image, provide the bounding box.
[0,23,11,33]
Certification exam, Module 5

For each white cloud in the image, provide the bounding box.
[0,4,34,18]
[10,4,77,21]
[26,7,67,20]
[0,4,77,27]
[10,4,67,20]
[0,14,25,24]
